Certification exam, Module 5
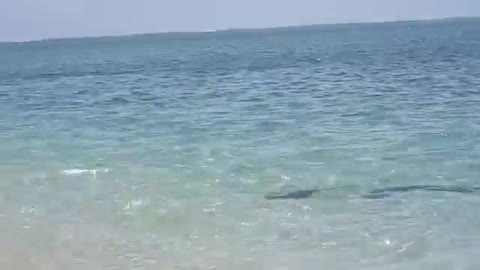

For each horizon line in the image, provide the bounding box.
[1,15,478,44]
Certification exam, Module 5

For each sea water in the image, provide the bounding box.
[1,18,480,269]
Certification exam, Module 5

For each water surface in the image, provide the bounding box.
[1,18,480,269]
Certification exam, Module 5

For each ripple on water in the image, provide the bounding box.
[1,18,480,269]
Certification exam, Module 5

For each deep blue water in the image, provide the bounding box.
[1,18,480,269]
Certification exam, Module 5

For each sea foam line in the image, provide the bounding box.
[61,168,110,176]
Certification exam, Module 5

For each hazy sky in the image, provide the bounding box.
[1,0,479,41]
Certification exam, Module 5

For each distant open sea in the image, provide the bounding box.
[1,18,480,269]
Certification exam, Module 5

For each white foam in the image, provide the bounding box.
[123,199,147,210]
[61,168,110,176]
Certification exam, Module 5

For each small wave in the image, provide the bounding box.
[123,199,148,210]
[61,168,110,176]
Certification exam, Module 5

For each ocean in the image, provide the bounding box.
[1,18,480,269]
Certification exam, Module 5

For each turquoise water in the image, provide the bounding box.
[1,18,480,269]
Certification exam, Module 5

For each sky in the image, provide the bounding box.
[1,0,479,42]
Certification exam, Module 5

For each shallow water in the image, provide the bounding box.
[1,18,480,269]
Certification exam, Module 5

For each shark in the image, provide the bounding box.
[264,184,480,200]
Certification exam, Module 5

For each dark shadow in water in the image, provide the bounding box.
[264,185,480,200]
[264,188,319,200]
[362,185,480,199]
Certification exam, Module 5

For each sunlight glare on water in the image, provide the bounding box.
[1,18,480,269]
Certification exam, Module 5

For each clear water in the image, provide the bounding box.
[1,18,480,269]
